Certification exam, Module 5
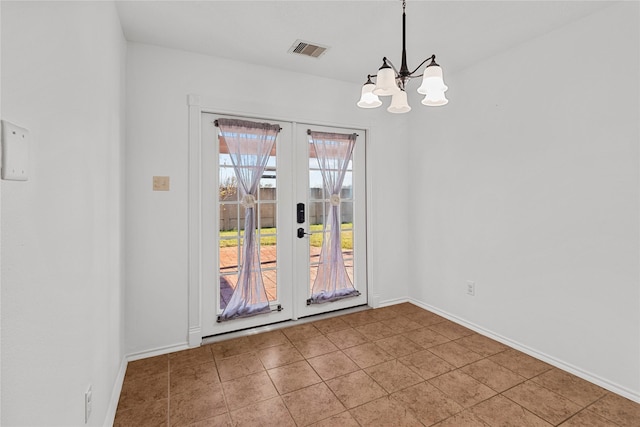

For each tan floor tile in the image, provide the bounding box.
[384,315,423,333]
[282,382,345,426]
[229,396,296,427]
[170,361,220,396]
[398,349,454,380]
[341,310,377,327]
[365,359,423,393]
[350,396,423,427]
[403,327,451,348]
[433,410,491,427]
[170,383,227,426]
[312,316,351,334]
[503,381,582,425]
[489,349,553,378]
[190,412,232,426]
[531,368,607,407]
[342,342,393,369]
[375,334,424,358]
[308,411,360,427]
[257,343,304,369]
[246,330,290,350]
[117,372,168,412]
[559,409,619,427]
[368,306,402,322]
[190,412,232,427]
[114,398,168,427]
[410,310,447,327]
[267,360,322,394]
[429,370,497,408]
[125,355,168,381]
[429,342,483,368]
[221,371,278,411]
[326,370,387,409]
[281,323,322,342]
[455,333,508,357]
[216,352,264,382]
[391,303,426,317]
[429,321,475,340]
[460,358,526,392]
[169,346,215,371]
[355,321,396,341]
[391,381,463,425]
[211,337,253,361]
[325,328,368,349]
[118,303,625,427]
[587,393,640,427]
[471,395,552,427]
[307,350,360,381]
[293,335,339,358]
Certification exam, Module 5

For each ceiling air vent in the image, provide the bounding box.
[288,40,329,59]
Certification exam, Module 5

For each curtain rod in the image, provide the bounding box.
[307,129,359,137]
[214,120,282,132]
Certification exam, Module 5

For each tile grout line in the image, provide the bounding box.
[116,306,638,426]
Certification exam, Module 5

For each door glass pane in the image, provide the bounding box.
[219,166,238,202]
[307,135,357,298]
[308,201,326,228]
[218,134,278,311]
[309,171,324,199]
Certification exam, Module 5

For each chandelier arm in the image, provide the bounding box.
[409,55,437,76]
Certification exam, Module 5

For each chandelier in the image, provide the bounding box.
[357,0,448,113]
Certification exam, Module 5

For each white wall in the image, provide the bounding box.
[409,2,639,399]
[125,43,411,355]
[1,1,126,425]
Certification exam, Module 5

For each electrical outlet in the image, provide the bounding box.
[85,385,92,423]
[466,281,475,296]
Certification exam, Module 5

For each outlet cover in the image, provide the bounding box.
[466,281,475,296]
[1,120,29,181]
[153,176,170,191]
[85,385,92,423]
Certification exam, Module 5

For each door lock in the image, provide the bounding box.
[296,203,305,224]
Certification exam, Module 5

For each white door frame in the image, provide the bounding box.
[187,94,377,346]
[200,113,295,336]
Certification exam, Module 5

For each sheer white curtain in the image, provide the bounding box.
[308,131,360,304]
[217,118,280,321]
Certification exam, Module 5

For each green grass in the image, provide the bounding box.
[219,223,353,249]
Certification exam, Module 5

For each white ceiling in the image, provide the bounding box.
[115,0,614,84]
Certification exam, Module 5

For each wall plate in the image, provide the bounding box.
[1,120,29,181]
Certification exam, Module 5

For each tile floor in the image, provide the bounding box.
[114,303,640,426]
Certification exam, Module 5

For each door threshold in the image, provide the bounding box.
[202,304,369,345]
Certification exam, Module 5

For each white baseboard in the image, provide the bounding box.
[188,327,202,348]
[127,342,190,362]
[378,297,410,308]
[103,356,128,427]
[409,298,640,403]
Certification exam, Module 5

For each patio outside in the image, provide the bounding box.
[219,227,354,310]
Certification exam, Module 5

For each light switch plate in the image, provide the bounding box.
[153,176,170,191]
[1,120,29,181]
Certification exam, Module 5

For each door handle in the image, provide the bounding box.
[297,228,310,239]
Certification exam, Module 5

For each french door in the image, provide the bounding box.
[201,113,367,336]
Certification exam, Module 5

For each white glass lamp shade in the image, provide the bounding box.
[418,65,448,106]
[373,67,400,96]
[357,82,382,108]
[387,90,411,114]
[421,90,449,106]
